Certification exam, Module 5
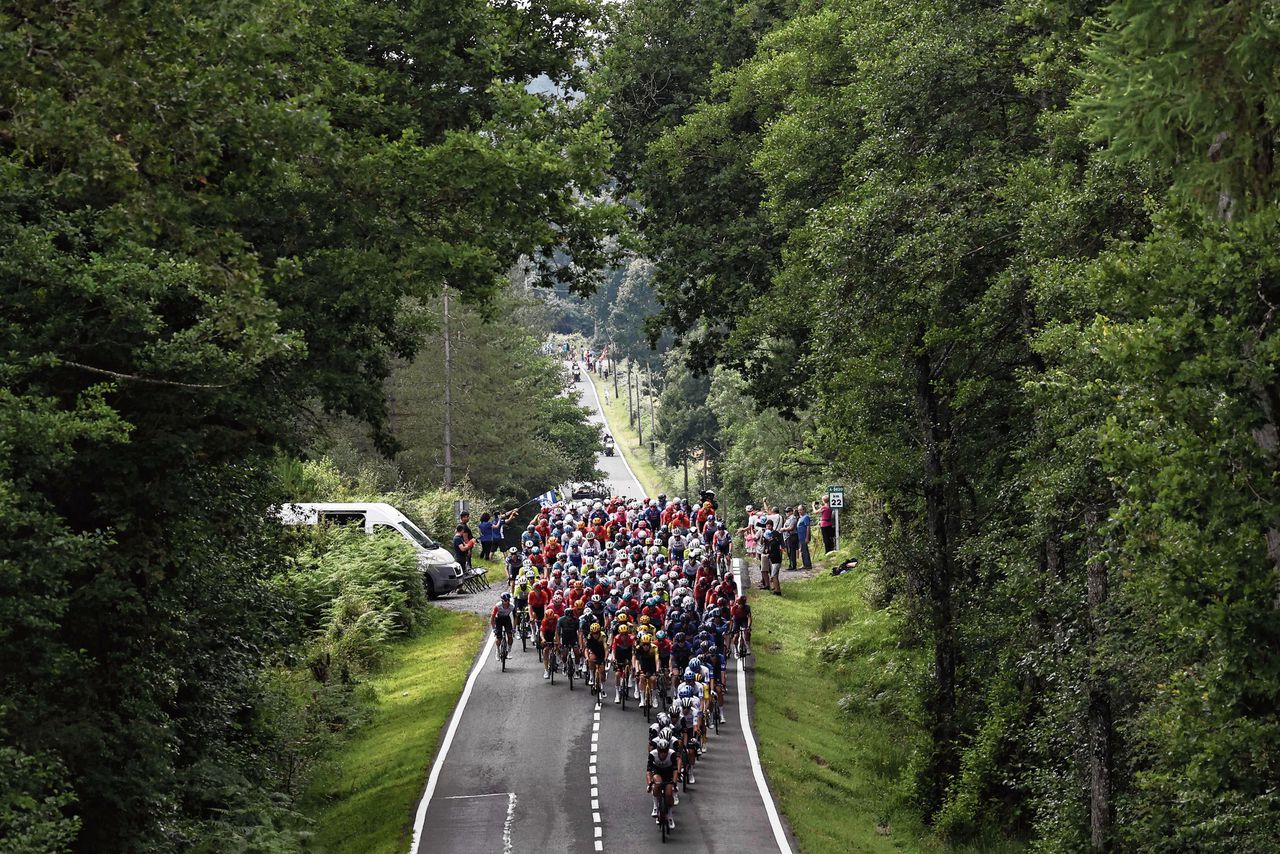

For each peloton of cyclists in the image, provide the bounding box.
[485,491,758,833]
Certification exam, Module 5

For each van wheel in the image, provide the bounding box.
[425,577,437,600]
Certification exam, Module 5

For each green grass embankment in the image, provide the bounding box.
[586,370,682,498]
[300,607,486,854]
[749,560,1023,854]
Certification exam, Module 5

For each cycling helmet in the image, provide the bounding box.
[618,624,630,634]
[639,634,652,644]
[508,547,519,555]
[590,594,602,604]
[656,713,671,727]
[616,613,630,623]
[656,630,666,640]
[639,616,651,626]
[501,592,511,601]
[683,671,696,682]
[654,738,670,751]
[590,623,602,634]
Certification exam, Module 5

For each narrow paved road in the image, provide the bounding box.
[409,369,795,854]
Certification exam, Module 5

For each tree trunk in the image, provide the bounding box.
[915,339,957,815]
[1085,507,1112,852]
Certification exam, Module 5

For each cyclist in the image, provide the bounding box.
[610,623,635,703]
[556,607,581,677]
[671,693,701,782]
[634,632,660,708]
[539,609,559,679]
[491,592,516,661]
[584,622,607,698]
[528,580,549,627]
[713,522,732,573]
[504,547,522,591]
[513,576,531,628]
[647,738,680,829]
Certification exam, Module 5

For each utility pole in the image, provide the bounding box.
[627,361,635,426]
[683,456,689,497]
[647,360,656,455]
[442,286,453,488]
[635,365,644,446]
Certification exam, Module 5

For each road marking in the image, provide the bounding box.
[440,792,510,800]
[733,558,795,854]
[407,631,496,853]
[590,706,605,851]
[502,792,517,854]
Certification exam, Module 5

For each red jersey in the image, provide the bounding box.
[611,634,634,656]
[528,588,548,608]
[540,614,558,637]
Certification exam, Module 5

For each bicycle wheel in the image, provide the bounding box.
[644,684,651,722]
[620,671,627,710]
[660,796,668,843]
[713,698,720,734]
[549,650,556,686]
[567,652,575,691]
[500,638,508,672]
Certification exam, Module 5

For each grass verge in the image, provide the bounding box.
[749,563,1023,854]
[300,607,486,854]
[586,369,681,497]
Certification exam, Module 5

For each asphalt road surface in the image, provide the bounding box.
[409,370,795,854]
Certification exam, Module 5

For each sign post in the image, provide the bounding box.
[827,486,845,550]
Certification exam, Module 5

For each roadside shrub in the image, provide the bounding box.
[279,527,427,638]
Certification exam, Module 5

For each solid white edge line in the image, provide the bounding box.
[733,559,795,854]
[408,630,497,853]
[581,373,644,497]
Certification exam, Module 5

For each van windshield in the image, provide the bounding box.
[399,520,438,550]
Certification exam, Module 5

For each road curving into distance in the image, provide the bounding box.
[408,368,795,854]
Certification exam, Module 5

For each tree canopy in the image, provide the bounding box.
[1,0,618,849]
[592,0,1280,848]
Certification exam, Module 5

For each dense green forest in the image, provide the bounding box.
[587,0,1280,850]
[0,0,614,850]
[4,0,1279,850]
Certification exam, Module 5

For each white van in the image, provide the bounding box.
[277,502,466,597]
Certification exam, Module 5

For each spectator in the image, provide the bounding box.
[453,524,475,574]
[737,505,759,577]
[782,506,799,571]
[762,519,784,595]
[797,504,813,570]
[490,507,518,554]
[819,497,835,553]
[478,512,495,559]
[458,510,474,540]
[763,501,783,532]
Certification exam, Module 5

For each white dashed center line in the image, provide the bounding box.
[591,707,604,851]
